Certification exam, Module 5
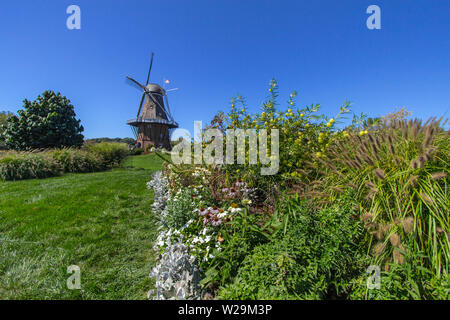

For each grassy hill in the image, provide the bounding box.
[0,154,163,299]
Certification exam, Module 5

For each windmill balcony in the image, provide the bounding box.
[127,117,179,129]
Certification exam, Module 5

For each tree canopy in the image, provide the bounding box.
[2,91,84,150]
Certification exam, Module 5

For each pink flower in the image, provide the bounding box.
[235,180,245,187]
[211,215,222,227]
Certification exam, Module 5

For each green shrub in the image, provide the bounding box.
[0,152,63,181]
[49,148,103,173]
[85,142,130,167]
[218,197,365,299]
[2,91,84,150]
[0,143,130,181]
[350,251,449,300]
[132,148,144,156]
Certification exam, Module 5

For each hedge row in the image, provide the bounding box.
[0,142,130,181]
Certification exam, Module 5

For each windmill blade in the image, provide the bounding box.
[136,93,146,117]
[164,95,175,122]
[166,88,179,92]
[126,76,147,91]
[136,54,155,117]
[146,53,154,86]
[126,76,150,118]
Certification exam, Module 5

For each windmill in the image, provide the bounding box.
[126,53,178,150]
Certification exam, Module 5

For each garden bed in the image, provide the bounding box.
[147,82,449,300]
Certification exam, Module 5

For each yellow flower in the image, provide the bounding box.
[300,113,304,117]
[288,109,292,113]
[305,123,310,128]
[329,118,335,124]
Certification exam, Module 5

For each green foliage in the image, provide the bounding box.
[218,197,365,299]
[350,251,449,300]
[155,81,449,300]
[49,148,103,173]
[164,188,197,229]
[2,91,84,150]
[131,148,144,156]
[316,117,449,277]
[223,79,350,180]
[0,143,130,181]
[0,111,14,150]
[85,142,130,167]
[0,152,63,181]
[200,207,269,289]
[85,137,135,146]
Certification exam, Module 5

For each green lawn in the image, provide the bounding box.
[0,154,163,299]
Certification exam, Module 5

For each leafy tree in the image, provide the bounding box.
[0,111,14,149]
[3,91,84,150]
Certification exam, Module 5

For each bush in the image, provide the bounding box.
[0,142,130,181]
[132,148,144,156]
[2,91,84,150]
[49,148,103,173]
[0,152,63,181]
[85,142,130,167]
[218,197,365,299]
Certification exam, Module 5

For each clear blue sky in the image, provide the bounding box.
[0,0,449,138]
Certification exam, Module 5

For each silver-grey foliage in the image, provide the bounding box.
[147,171,169,219]
[148,242,201,300]
[147,171,202,300]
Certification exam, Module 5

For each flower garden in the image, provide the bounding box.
[147,80,449,300]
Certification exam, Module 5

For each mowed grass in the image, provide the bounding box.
[123,152,166,170]
[0,154,163,299]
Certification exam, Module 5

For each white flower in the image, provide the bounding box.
[218,211,227,218]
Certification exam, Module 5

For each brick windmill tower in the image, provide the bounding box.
[126,53,178,150]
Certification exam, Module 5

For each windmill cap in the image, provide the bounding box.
[146,83,165,95]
